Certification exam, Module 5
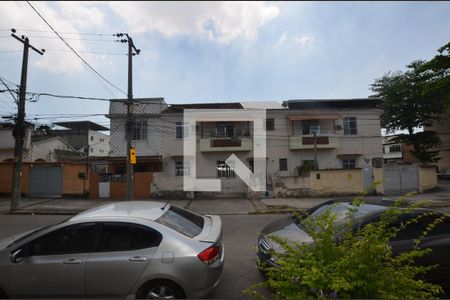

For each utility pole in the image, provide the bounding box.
[10,30,44,212]
[116,33,140,201]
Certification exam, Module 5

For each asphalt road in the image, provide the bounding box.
[0,213,283,299]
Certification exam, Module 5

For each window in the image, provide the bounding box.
[176,122,189,138]
[216,122,234,137]
[90,136,94,141]
[279,158,288,171]
[127,120,148,140]
[343,117,357,135]
[156,205,204,238]
[96,223,162,252]
[217,160,235,178]
[392,214,449,241]
[175,161,190,176]
[100,138,104,142]
[90,147,94,153]
[342,158,357,169]
[266,118,275,131]
[389,144,401,153]
[29,223,96,256]
[302,120,320,135]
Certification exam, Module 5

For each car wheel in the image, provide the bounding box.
[137,280,185,299]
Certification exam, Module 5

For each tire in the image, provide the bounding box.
[137,279,186,299]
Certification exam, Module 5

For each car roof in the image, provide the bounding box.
[69,201,169,222]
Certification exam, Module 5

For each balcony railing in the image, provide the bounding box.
[289,134,339,150]
[199,137,252,152]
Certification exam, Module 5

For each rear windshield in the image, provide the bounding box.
[155,205,204,238]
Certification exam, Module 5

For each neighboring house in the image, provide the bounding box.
[30,135,82,162]
[52,121,110,157]
[425,110,450,172]
[106,98,167,173]
[0,122,33,162]
[382,135,417,164]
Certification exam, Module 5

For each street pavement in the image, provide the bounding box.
[1,180,449,215]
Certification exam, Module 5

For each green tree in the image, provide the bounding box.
[420,42,450,106]
[371,59,444,164]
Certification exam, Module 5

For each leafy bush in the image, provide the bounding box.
[297,161,316,176]
[246,197,445,299]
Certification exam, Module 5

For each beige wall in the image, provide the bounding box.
[418,166,438,192]
[372,167,384,194]
[310,169,364,195]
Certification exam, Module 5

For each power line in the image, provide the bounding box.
[22,35,118,42]
[3,28,116,36]
[26,2,127,96]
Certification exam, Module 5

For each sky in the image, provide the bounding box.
[0,1,449,130]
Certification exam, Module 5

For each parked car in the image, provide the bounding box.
[256,200,450,293]
[0,201,224,299]
[438,170,450,180]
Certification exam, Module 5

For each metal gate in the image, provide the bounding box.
[29,165,63,197]
[383,165,419,195]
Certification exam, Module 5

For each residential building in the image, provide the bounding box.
[106,98,167,173]
[52,121,110,157]
[0,122,33,162]
[30,135,82,162]
[425,110,450,172]
[382,135,417,164]
[144,98,384,198]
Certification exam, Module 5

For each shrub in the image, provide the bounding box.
[246,197,445,299]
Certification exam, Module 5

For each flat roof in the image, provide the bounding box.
[283,98,382,109]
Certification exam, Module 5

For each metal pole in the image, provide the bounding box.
[126,37,134,200]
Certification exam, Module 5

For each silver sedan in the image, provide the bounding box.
[0,201,224,299]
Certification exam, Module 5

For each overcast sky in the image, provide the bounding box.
[0,1,449,129]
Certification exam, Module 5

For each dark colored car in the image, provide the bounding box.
[256,200,450,293]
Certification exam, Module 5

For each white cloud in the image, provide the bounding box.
[294,34,314,46]
[108,1,280,43]
[0,1,107,74]
[274,32,287,48]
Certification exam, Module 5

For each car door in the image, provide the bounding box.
[9,222,97,298]
[85,222,162,297]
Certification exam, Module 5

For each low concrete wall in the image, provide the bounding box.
[273,175,311,197]
[0,163,30,195]
[418,166,438,192]
[310,169,364,196]
[63,163,89,196]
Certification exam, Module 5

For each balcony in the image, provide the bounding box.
[199,137,253,152]
[289,135,339,150]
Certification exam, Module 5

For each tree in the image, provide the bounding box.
[370,60,445,164]
[420,42,450,108]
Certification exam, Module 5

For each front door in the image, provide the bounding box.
[10,223,97,297]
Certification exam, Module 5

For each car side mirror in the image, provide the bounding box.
[10,249,24,263]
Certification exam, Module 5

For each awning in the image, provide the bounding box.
[287,114,343,121]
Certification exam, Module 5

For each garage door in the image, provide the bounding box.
[29,165,63,197]
[383,165,419,195]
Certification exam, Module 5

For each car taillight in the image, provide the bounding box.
[197,245,220,264]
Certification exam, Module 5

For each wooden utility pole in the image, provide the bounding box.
[10,31,44,212]
[116,33,140,201]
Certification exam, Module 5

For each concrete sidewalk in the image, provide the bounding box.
[1,181,449,215]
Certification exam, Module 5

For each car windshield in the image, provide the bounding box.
[300,203,386,234]
[155,205,204,238]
